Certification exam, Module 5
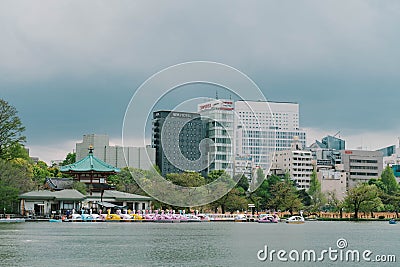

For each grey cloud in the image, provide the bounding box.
[0,0,399,161]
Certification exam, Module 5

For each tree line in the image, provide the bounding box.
[0,98,81,213]
[1,97,399,218]
[108,162,400,219]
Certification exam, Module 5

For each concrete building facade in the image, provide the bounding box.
[76,134,155,170]
[233,155,254,180]
[341,150,383,188]
[271,137,313,189]
[234,100,306,173]
[309,136,344,167]
[317,165,347,201]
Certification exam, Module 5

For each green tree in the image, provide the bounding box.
[0,158,35,193]
[208,172,237,213]
[360,194,383,218]
[248,179,268,211]
[32,161,51,185]
[0,99,26,160]
[61,152,76,166]
[344,183,381,219]
[368,178,387,193]
[380,193,400,218]
[206,170,226,183]
[0,183,19,214]
[48,166,62,178]
[268,179,303,215]
[166,172,206,187]
[248,167,266,192]
[108,167,147,195]
[249,174,281,211]
[327,191,345,218]
[72,181,87,195]
[223,188,248,213]
[298,189,312,207]
[308,170,320,196]
[152,164,161,175]
[307,170,326,212]
[234,174,249,192]
[0,158,35,214]
[380,165,399,194]
[8,143,30,161]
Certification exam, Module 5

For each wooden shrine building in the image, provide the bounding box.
[60,147,120,194]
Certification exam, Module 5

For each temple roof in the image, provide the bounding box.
[19,189,85,201]
[44,177,74,190]
[60,149,120,173]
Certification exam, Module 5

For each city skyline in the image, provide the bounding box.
[1,1,399,163]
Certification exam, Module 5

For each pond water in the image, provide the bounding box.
[0,221,398,266]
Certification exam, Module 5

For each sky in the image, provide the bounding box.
[1,0,400,164]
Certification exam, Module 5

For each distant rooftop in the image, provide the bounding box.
[235,100,298,104]
[19,189,85,201]
[44,177,73,191]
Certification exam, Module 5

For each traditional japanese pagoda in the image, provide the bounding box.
[60,146,120,194]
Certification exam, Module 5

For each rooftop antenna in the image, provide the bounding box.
[333,131,341,138]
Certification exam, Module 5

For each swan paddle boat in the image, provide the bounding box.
[286,211,305,224]
[234,214,247,222]
[258,214,279,223]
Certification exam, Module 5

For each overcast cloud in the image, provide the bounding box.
[1,0,399,163]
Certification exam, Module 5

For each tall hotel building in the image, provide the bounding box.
[152,111,207,177]
[198,99,235,176]
[235,100,306,172]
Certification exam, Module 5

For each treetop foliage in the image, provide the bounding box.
[0,98,26,160]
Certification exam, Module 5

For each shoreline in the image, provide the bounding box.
[6,218,396,223]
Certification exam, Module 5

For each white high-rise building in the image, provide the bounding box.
[198,99,235,176]
[271,137,313,189]
[235,100,306,172]
[76,134,156,170]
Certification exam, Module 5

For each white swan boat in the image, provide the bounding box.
[286,211,305,224]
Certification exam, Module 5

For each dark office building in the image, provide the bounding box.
[152,111,208,177]
[322,135,346,150]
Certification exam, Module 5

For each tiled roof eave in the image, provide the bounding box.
[55,197,85,201]
[60,153,120,173]
[114,197,153,201]
[19,196,55,200]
